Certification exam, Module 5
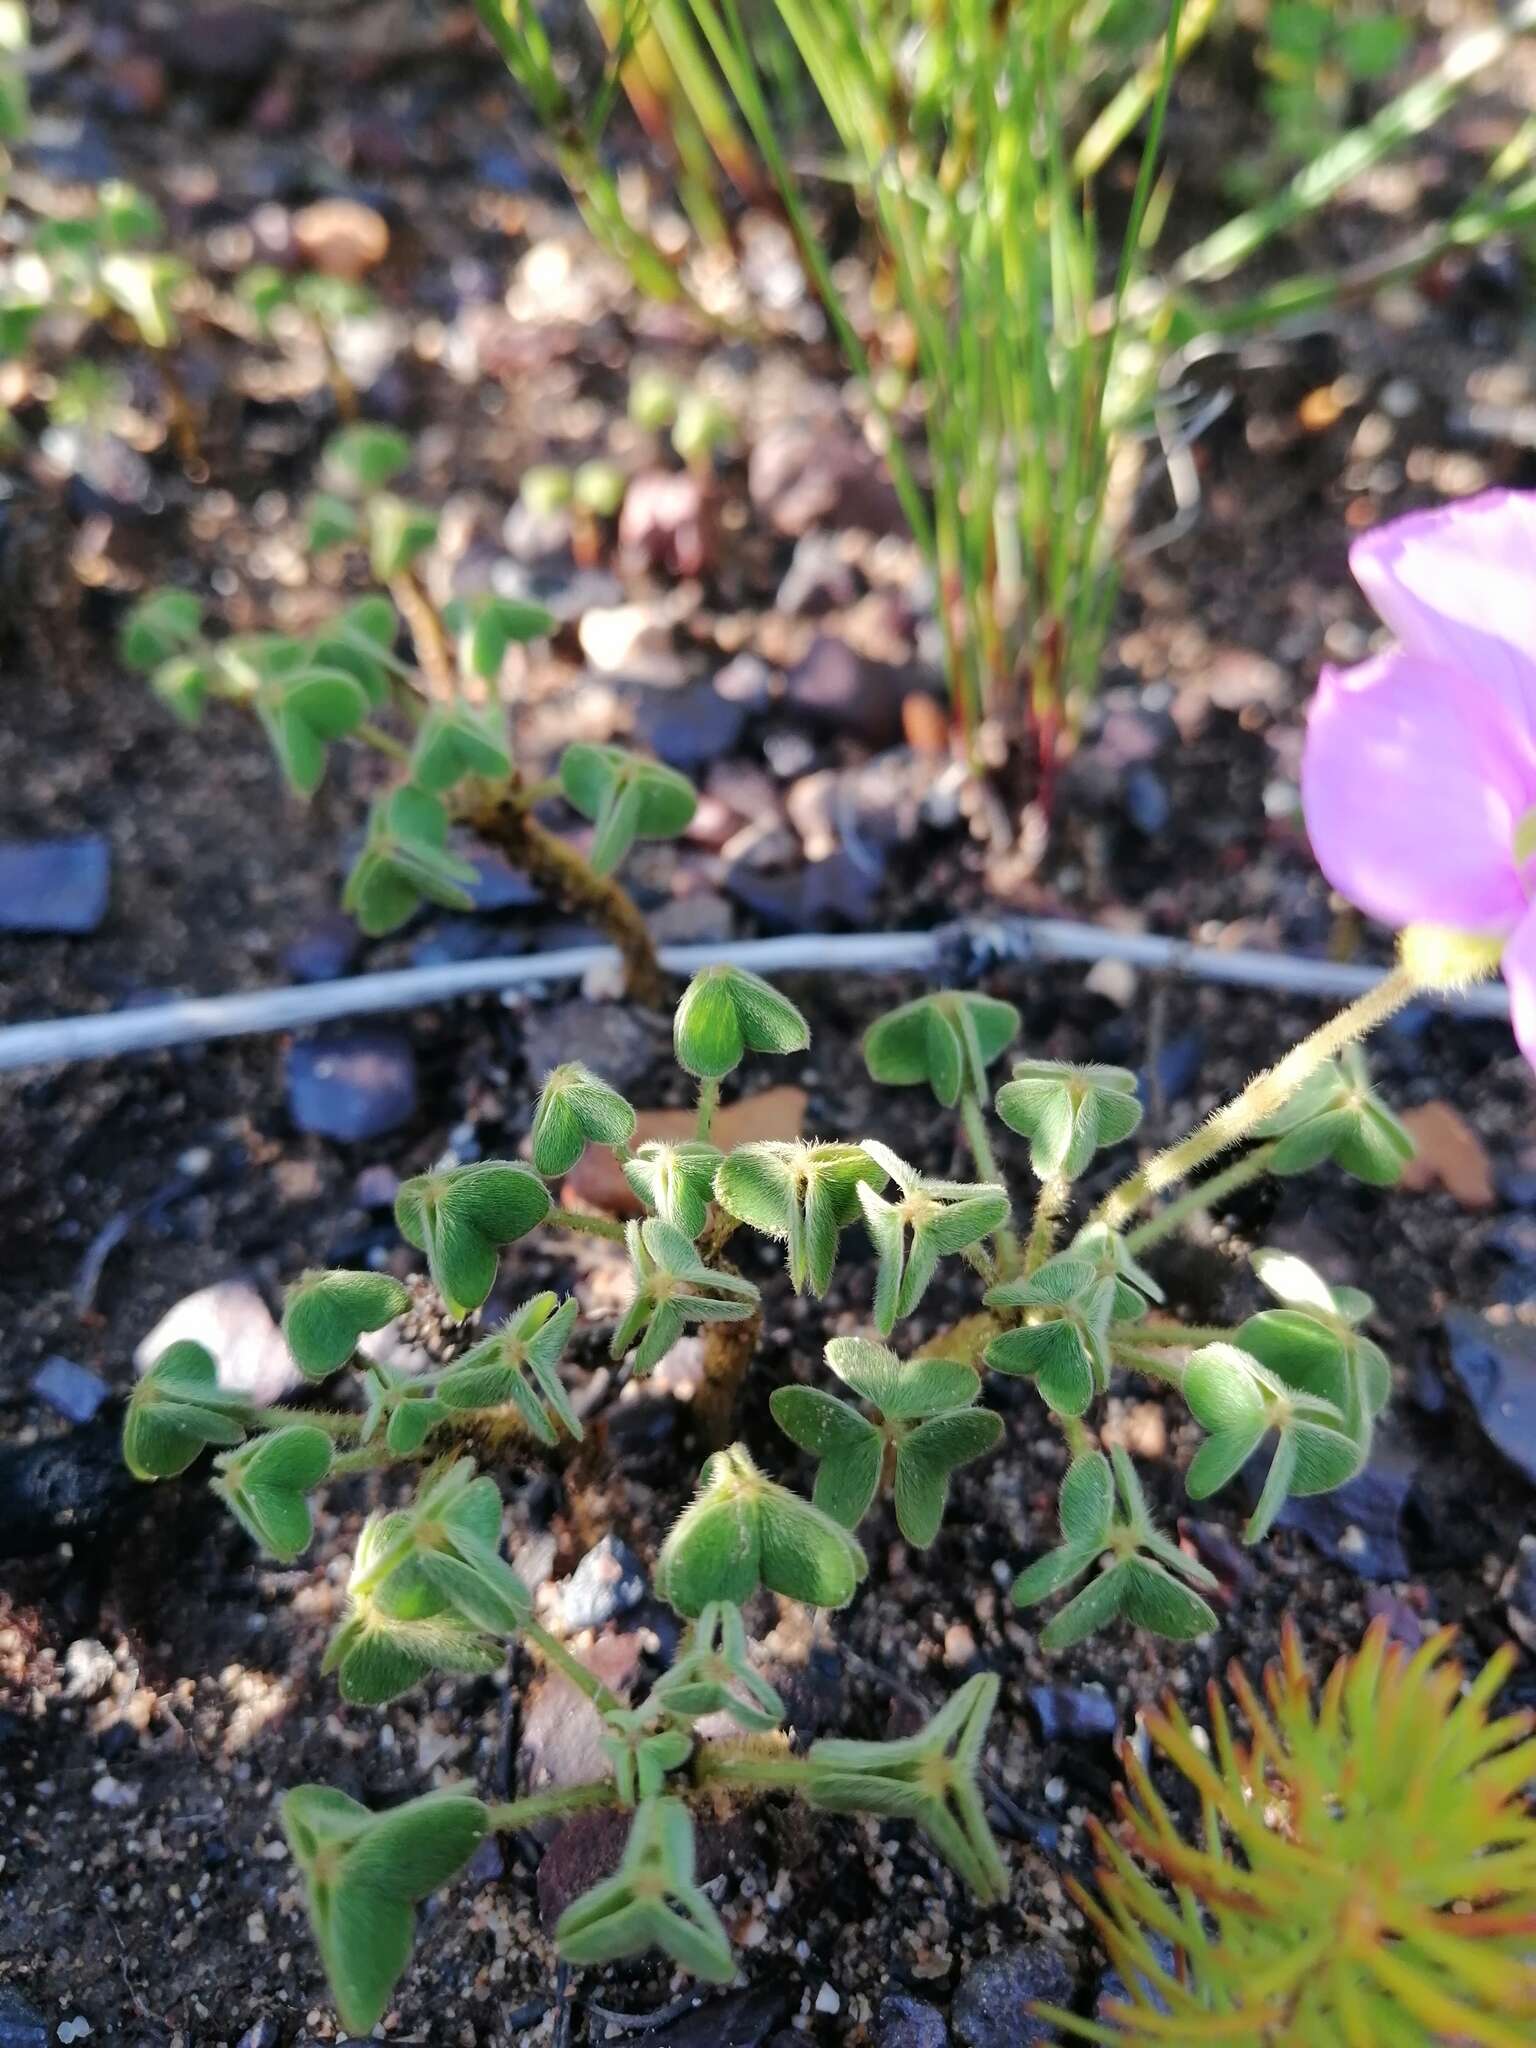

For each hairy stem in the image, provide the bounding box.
[474,795,667,1008]
[357,720,411,764]
[694,1289,762,1450]
[1024,1174,1069,1274]
[251,1404,363,1437]
[959,1091,1022,1275]
[1124,1143,1279,1253]
[546,1206,628,1243]
[486,1780,615,1832]
[695,1075,720,1143]
[1094,967,1421,1231]
[522,1618,627,1717]
[1114,1344,1188,1389]
[389,570,454,700]
[694,1746,815,1792]
[1119,1322,1239,1348]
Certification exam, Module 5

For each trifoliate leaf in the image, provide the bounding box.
[769,1386,884,1528]
[600,1712,693,1806]
[862,991,1021,1107]
[806,1673,1008,1903]
[892,1409,1003,1548]
[558,743,697,876]
[367,496,439,581]
[1063,1220,1165,1320]
[122,1341,252,1481]
[623,1139,722,1239]
[650,1601,784,1733]
[120,588,203,672]
[655,1444,865,1617]
[256,666,369,797]
[342,784,478,936]
[555,1797,734,1983]
[983,1260,1116,1417]
[1256,1047,1414,1186]
[282,1268,410,1379]
[395,1161,551,1319]
[1249,1249,1391,1445]
[323,422,413,495]
[150,653,212,726]
[713,1140,884,1295]
[309,595,402,709]
[995,1061,1143,1180]
[441,593,555,682]
[610,1218,758,1376]
[410,699,512,796]
[307,492,362,551]
[282,1784,488,2034]
[211,1423,332,1561]
[530,1063,636,1177]
[436,1293,582,1446]
[856,1141,1009,1335]
[673,964,809,1080]
[1183,1341,1361,1543]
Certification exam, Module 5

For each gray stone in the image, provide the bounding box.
[286,1029,417,1143]
[877,1992,950,2047]
[551,1535,646,1632]
[1269,1437,1417,1581]
[30,1357,109,1424]
[521,1000,664,1096]
[0,836,109,933]
[1025,1685,1117,1744]
[783,635,910,748]
[953,1944,1073,2047]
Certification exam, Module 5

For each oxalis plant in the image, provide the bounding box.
[120,422,693,1006]
[120,845,1518,2026]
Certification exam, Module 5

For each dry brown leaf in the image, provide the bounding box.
[1399,1101,1495,1209]
[562,1085,808,1217]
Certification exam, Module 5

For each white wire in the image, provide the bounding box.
[0,916,1507,1073]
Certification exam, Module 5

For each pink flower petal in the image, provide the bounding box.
[1302,647,1530,932]
[1502,906,1536,1074]
[1350,490,1536,747]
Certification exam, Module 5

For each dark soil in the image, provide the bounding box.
[4,6,1536,2045]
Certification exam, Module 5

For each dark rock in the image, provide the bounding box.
[551,1535,647,1632]
[1269,1436,1417,1580]
[57,428,157,519]
[477,147,533,193]
[0,1413,136,1560]
[537,1802,752,1932]
[1363,1588,1431,1649]
[1497,1168,1536,1210]
[776,531,860,616]
[233,2023,282,2048]
[726,850,880,933]
[408,918,528,968]
[521,1001,663,1096]
[877,1993,949,2047]
[1025,1685,1117,1744]
[618,469,713,578]
[286,1030,417,1143]
[646,1987,790,2047]
[636,679,747,771]
[30,118,119,182]
[0,836,110,934]
[283,913,361,984]
[463,1835,505,1886]
[1138,1030,1206,1107]
[30,1357,110,1424]
[1443,1311,1536,1485]
[162,4,288,113]
[1095,1934,1176,2020]
[461,844,541,913]
[953,1944,1074,2046]
[749,419,906,538]
[783,636,911,747]
[1123,764,1171,835]
[649,892,735,946]
[0,1989,49,2048]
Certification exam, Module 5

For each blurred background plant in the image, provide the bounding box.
[474,0,1536,784]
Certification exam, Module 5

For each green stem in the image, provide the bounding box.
[1058,1413,1091,1459]
[357,721,410,763]
[1024,1175,1069,1275]
[522,1618,627,1717]
[1113,1344,1192,1389]
[694,1748,816,1792]
[486,1781,616,1832]
[695,1075,720,1144]
[1120,1323,1239,1348]
[1124,1144,1279,1253]
[1093,967,1420,1232]
[328,1443,411,1478]
[251,1404,363,1437]
[546,1206,628,1243]
[517,775,562,807]
[959,1091,1022,1276]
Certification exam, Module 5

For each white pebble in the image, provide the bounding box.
[815,1984,841,2015]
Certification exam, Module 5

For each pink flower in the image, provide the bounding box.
[1301,488,1536,1064]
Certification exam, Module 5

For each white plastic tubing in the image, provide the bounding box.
[0,917,1508,1074]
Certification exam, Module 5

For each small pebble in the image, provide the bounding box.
[815,1985,841,2016]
